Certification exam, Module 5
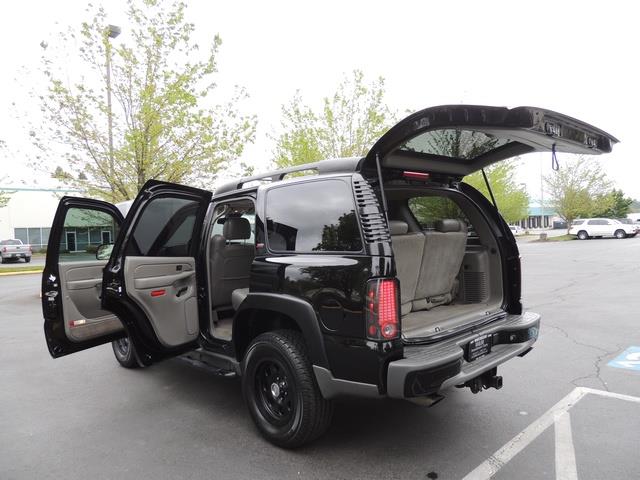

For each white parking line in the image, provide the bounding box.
[461,387,640,480]
[554,412,577,480]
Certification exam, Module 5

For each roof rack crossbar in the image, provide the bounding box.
[215,158,361,195]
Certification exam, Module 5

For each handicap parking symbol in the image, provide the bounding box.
[608,346,640,371]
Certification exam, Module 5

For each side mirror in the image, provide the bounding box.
[96,243,114,261]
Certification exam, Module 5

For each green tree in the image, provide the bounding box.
[592,189,633,218]
[544,156,613,232]
[273,70,396,168]
[31,0,255,201]
[0,185,10,208]
[464,160,529,224]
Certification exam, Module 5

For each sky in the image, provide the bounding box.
[1,0,639,200]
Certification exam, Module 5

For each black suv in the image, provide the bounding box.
[41,105,617,447]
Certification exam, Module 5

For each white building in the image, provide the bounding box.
[0,187,82,251]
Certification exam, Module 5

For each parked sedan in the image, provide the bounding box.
[569,218,637,240]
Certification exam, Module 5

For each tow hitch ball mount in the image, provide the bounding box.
[462,367,503,394]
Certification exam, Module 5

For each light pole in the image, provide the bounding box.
[540,157,545,229]
[105,24,121,199]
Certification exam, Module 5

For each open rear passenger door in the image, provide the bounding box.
[42,197,125,357]
[101,180,212,363]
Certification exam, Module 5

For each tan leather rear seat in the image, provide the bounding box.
[412,219,467,311]
[389,220,425,316]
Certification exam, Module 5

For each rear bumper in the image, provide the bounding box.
[387,311,540,399]
[1,252,31,259]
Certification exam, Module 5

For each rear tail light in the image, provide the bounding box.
[365,278,400,341]
[1,247,6,252]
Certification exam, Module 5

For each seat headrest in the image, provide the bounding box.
[223,217,251,240]
[389,220,409,236]
[435,219,466,233]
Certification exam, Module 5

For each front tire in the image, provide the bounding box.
[614,229,626,239]
[24,257,31,263]
[242,330,333,448]
[112,337,139,368]
[577,230,589,240]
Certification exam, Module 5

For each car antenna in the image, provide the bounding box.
[481,168,498,209]
[375,153,390,226]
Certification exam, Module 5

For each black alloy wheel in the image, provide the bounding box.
[242,330,333,448]
[255,359,294,426]
[112,337,139,368]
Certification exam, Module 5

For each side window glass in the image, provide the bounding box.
[211,202,256,245]
[408,197,468,231]
[266,180,362,252]
[59,208,119,262]
[127,196,199,257]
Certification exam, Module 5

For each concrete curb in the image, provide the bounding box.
[0,270,43,276]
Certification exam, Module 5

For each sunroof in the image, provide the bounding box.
[399,129,512,160]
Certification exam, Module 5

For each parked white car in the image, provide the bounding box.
[569,218,638,240]
[509,225,524,236]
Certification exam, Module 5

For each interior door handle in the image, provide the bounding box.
[176,286,188,297]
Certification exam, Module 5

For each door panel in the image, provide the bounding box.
[101,180,212,360]
[124,256,198,347]
[59,261,123,342]
[42,197,125,358]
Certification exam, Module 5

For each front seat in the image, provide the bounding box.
[413,218,468,311]
[209,217,254,309]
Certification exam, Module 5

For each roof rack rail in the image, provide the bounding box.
[215,157,361,195]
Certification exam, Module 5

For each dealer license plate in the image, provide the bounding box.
[467,335,492,361]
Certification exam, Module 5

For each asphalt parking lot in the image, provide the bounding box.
[1,237,639,479]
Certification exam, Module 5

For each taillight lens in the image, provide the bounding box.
[365,278,400,341]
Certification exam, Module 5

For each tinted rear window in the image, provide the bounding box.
[401,129,511,160]
[571,220,584,225]
[266,179,362,252]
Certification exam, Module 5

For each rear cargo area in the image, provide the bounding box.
[386,186,504,339]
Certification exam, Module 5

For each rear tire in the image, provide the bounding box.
[24,257,31,263]
[577,230,589,240]
[112,337,139,369]
[242,330,333,448]
[614,229,626,239]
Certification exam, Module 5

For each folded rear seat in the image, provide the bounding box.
[412,219,468,311]
[389,220,425,316]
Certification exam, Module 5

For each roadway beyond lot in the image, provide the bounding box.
[1,238,639,480]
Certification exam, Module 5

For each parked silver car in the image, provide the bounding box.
[0,239,33,263]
